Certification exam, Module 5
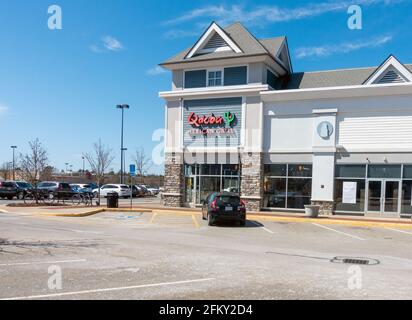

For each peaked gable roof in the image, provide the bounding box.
[160,22,289,73]
[185,22,242,59]
[363,55,412,85]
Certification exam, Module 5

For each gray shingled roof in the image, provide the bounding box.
[277,65,412,90]
[160,22,285,65]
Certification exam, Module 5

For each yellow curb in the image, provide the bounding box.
[191,214,200,229]
[149,212,158,224]
[251,215,412,230]
[38,209,106,218]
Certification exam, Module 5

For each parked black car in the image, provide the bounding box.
[201,192,246,226]
[0,181,33,200]
[36,181,76,200]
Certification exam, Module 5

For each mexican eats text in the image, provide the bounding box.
[188,111,237,137]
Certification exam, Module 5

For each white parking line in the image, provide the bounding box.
[1,277,215,300]
[312,223,366,241]
[0,259,87,267]
[251,221,275,234]
[385,227,412,236]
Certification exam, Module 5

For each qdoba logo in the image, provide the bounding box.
[188,111,236,128]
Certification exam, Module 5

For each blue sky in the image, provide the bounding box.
[0,0,410,174]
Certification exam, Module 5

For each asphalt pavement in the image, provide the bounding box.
[1,209,412,300]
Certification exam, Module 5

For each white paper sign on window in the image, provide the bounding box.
[343,182,357,204]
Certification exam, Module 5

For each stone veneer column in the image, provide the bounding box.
[311,201,335,216]
[162,153,184,207]
[240,153,264,212]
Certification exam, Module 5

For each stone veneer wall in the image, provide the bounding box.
[311,201,335,216]
[240,153,264,212]
[163,153,184,207]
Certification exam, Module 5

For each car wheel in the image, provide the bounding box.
[17,192,24,200]
[207,213,214,226]
[7,196,13,200]
[239,219,246,227]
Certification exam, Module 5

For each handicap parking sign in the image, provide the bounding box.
[130,164,136,177]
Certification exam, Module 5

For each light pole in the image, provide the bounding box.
[11,146,17,181]
[65,163,69,174]
[82,156,85,173]
[117,104,130,184]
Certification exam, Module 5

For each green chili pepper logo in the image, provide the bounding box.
[223,111,235,127]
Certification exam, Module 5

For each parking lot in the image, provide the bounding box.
[1,209,412,300]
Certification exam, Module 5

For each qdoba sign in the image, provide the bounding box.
[183,98,242,147]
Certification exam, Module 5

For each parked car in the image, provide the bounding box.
[145,186,160,196]
[92,184,131,198]
[37,181,76,200]
[137,185,150,197]
[201,192,246,227]
[0,181,33,200]
[70,184,97,193]
[131,185,145,198]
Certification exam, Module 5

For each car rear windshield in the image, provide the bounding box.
[16,182,31,188]
[2,182,15,188]
[218,195,240,205]
[120,185,130,189]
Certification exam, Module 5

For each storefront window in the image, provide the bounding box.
[368,165,402,179]
[401,181,412,215]
[335,165,366,178]
[264,164,312,210]
[287,178,312,209]
[264,164,287,177]
[335,165,366,213]
[184,164,240,204]
[288,164,313,177]
[334,179,366,212]
[264,178,287,208]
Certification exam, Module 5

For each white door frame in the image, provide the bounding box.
[366,179,401,216]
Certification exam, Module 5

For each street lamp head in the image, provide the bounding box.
[117,104,130,109]
[11,146,17,149]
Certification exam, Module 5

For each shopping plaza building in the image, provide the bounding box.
[159,22,412,217]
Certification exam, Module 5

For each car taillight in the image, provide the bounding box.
[210,199,218,212]
[239,200,246,210]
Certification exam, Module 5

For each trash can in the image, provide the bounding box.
[305,205,320,218]
[107,192,119,209]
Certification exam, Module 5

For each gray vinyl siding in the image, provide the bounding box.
[184,70,206,88]
[183,98,242,148]
[224,66,247,86]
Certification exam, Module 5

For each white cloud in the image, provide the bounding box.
[90,36,124,53]
[164,0,403,38]
[295,35,393,59]
[147,66,167,76]
[102,36,124,52]
[0,104,9,115]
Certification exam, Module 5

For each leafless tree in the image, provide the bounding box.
[0,162,11,180]
[133,147,152,184]
[83,139,114,202]
[19,138,49,186]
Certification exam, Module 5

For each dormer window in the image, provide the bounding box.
[208,70,223,87]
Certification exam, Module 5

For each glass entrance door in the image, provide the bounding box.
[367,180,382,213]
[384,180,400,214]
[367,179,400,215]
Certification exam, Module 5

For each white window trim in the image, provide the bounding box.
[365,56,412,85]
[207,68,224,87]
[185,23,242,59]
